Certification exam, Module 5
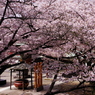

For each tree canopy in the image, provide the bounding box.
[0,0,95,94]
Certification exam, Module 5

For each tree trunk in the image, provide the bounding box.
[45,70,59,95]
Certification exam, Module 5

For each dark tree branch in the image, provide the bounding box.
[77,80,85,88]
[12,22,23,39]
[8,5,16,17]
[0,39,17,55]
[0,0,9,25]
[69,7,85,21]
[0,61,23,75]
[62,70,81,78]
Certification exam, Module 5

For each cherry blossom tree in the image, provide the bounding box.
[0,0,95,94]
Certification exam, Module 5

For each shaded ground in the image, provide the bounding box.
[54,81,94,95]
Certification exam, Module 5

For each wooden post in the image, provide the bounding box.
[30,69,33,89]
[34,58,43,92]
[34,64,37,88]
[10,69,12,90]
[22,70,25,91]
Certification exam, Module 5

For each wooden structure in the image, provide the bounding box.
[10,56,44,92]
[10,67,33,90]
[34,57,43,91]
